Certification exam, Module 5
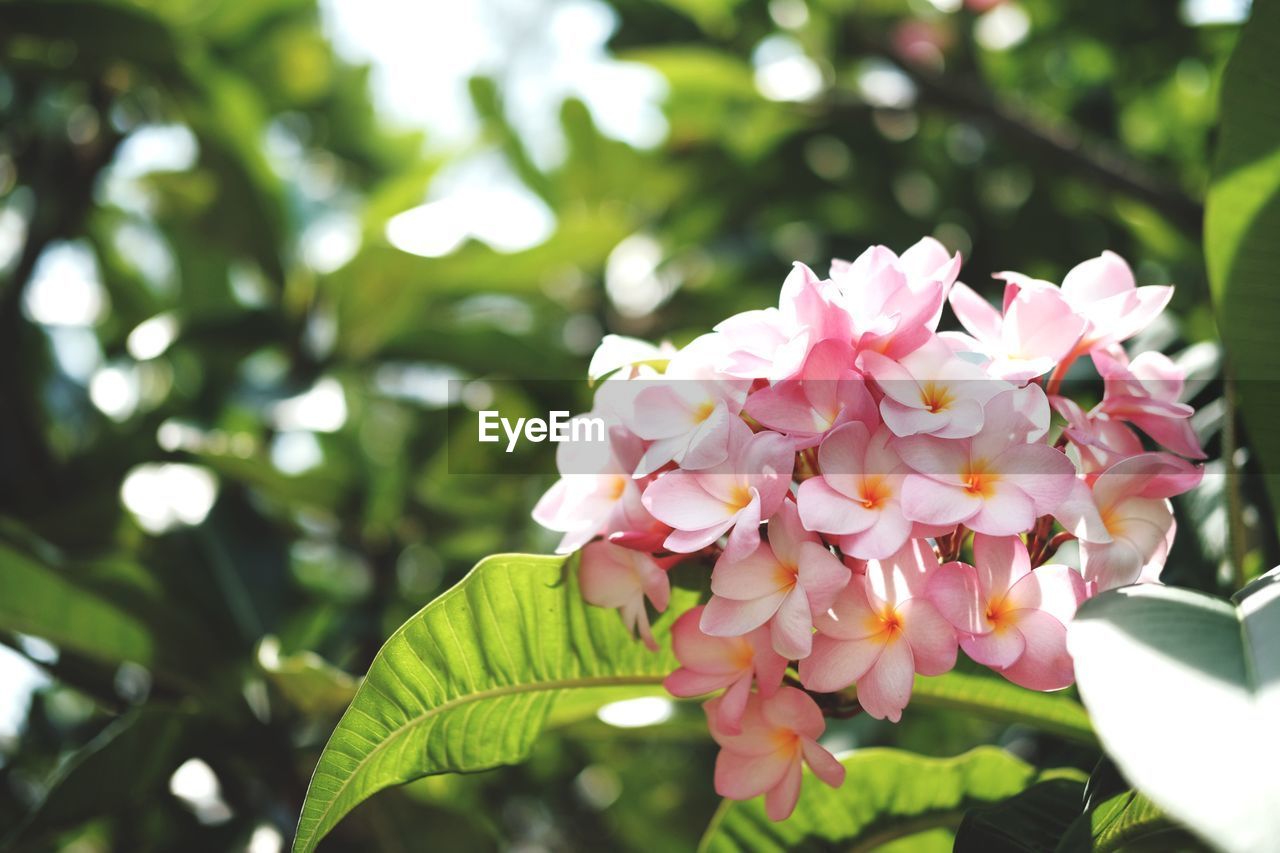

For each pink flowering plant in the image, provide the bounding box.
[533,239,1205,819]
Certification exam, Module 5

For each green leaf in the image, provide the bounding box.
[291,553,696,853]
[954,777,1087,852]
[6,705,190,847]
[0,540,157,669]
[1066,570,1280,852]
[698,747,1043,853]
[257,636,359,717]
[956,780,1201,853]
[910,669,1095,745]
[1205,0,1280,523]
[1062,790,1204,853]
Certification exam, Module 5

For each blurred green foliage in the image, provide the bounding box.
[0,0,1264,849]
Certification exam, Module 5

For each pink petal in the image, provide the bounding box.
[1003,287,1085,365]
[722,492,763,563]
[1061,250,1135,304]
[764,755,805,821]
[751,635,789,694]
[901,475,982,526]
[971,534,1029,596]
[765,500,810,568]
[665,667,735,698]
[670,607,745,674]
[643,472,733,529]
[880,397,954,438]
[714,672,755,733]
[711,543,790,600]
[839,502,913,560]
[860,350,921,408]
[579,542,642,608]
[761,686,827,738]
[745,381,828,435]
[898,598,958,676]
[742,432,796,511]
[679,404,734,469]
[894,436,970,486]
[1003,563,1085,626]
[1053,477,1111,543]
[1080,538,1147,591]
[801,737,847,788]
[855,635,915,721]
[714,747,793,800]
[799,634,883,692]
[948,280,1003,346]
[866,538,940,602]
[962,624,1026,669]
[996,609,1074,691]
[926,562,987,634]
[1092,452,1203,507]
[814,579,882,641]
[797,477,878,535]
[964,480,1035,536]
[770,587,816,660]
[701,591,788,637]
[993,444,1078,516]
[1128,413,1207,461]
[796,540,852,611]
[971,386,1051,458]
[816,422,873,499]
[664,521,733,554]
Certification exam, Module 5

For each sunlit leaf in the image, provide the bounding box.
[699,747,1047,853]
[1205,0,1280,525]
[291,553,697,853]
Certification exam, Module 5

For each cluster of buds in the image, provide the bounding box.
[533,239,1205,819]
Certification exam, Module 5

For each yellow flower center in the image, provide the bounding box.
[859,475,892,510]
[919,381,955,414]
[963,461,999,498]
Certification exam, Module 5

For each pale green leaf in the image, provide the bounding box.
[1067,569,1280,852]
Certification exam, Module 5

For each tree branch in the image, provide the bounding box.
[834,41,1204,240]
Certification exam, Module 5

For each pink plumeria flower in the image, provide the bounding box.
[799,540,958,721]
[743,339,878,449]
[642,417,794,561]
[664,606,787,733]
[534,426,667,554]
[579,541,671,651]
[706,686,846,821]
[897,387,1076,536]
[714,262,850,381]
[829,238,962,359]
[623,340,751,477]
[1063,452,1203,590]
[700,501,850,659]
[928,534,1086,691]
[1093,348,1206,460]
[947,279,1085,381]
[860,336,1005,438]
[1050,395,1145,474]
[796,422,916,560]
[1057,251,1173,352]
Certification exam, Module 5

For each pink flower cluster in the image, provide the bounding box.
[534,240,1204,820]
